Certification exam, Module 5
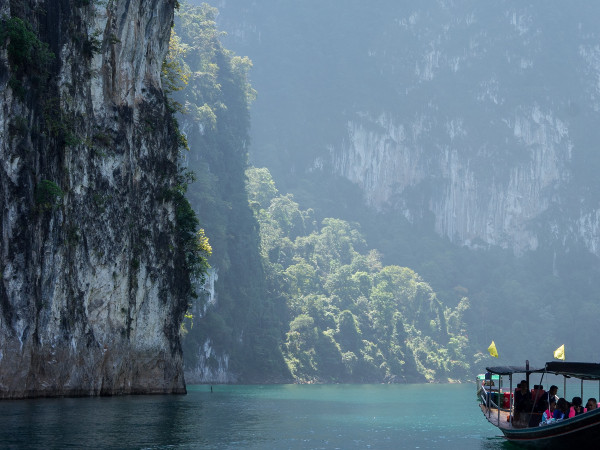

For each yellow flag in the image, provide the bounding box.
[488,341,499,358]
[554,344,565,360]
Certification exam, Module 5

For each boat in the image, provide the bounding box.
[478,361,600,446]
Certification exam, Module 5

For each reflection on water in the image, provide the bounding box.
[0,384,518,449]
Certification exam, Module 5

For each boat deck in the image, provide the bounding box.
[479,404,540,430]
[480,404,514,430]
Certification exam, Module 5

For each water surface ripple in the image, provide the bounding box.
[0,384,514,449]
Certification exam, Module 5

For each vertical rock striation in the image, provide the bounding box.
[0,0,190,398]
[333,106,572,255]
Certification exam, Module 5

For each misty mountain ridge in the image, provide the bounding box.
[212,0,600,258]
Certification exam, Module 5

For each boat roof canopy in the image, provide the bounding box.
[545,362,600,380]
[485,362,600,379]
[485,365,545,375]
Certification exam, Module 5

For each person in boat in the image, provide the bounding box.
[531,385,546,412]
[553,398,569,420]
[541,398,556,424]
[545,385,559,404]
[569,397,587,417]
[586,398,597,411]
[514,380,533,419]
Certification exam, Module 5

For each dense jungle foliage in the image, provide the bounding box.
[278,171,600,366]
[247,168,472,382]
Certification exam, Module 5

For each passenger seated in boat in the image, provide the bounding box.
[514,381,533,420]
[541,398,556,424]
[553,398,569,420]
[586,398,597,411]
[569,397,587,417]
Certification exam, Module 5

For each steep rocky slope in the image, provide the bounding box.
[0,0,190,398]
[168,4,289,384]
[209,0,600,257]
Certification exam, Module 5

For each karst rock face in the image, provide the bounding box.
[0,0,190,398]
[212,0,600,257]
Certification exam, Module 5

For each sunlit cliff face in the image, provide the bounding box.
[0,0,189,398]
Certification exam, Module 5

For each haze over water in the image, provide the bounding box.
[0,384,514,449]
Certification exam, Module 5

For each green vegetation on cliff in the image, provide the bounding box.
[247,168,472,382]
[169,3,287,382]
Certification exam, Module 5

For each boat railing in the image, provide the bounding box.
[479,381,510,412]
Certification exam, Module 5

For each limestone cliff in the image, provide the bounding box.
[333,106,571,256]
[210,0,600,259]
[0,0,190,398]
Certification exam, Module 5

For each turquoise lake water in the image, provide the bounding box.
[0,383,517,449]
